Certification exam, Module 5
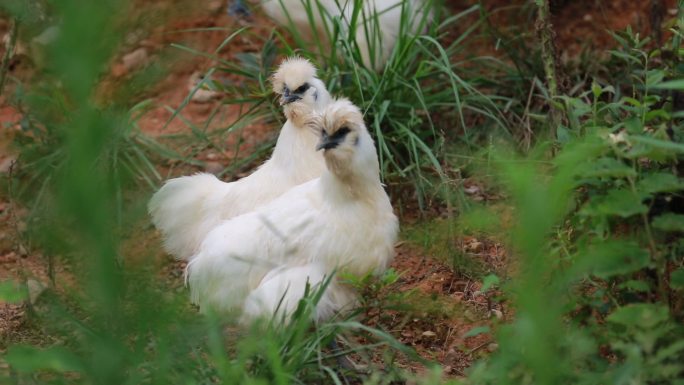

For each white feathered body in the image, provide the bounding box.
[187,98,399,323]
[262,0,428,71]
[187,173,398,322]
[149,118,326,260]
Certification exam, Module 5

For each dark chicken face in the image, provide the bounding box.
[309,101,364,156]
[272,57,322,108]
[316,126,351,151]
[280,82,311,105]
[306,98,379,181]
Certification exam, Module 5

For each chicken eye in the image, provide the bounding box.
[331,126,351,140]
[294,83,310,94]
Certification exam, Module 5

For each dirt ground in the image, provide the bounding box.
[0,0,675,378]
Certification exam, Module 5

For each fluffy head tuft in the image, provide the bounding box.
[307,98,377,181]
[271,56,330,125]
[310,98,364,141]
[271,56,317,95]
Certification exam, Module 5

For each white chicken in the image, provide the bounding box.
[186,98,399,323]
[260,0,430,71]
[148,57,331,260]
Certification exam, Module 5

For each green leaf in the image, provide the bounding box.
[577,240,651,278]
[607,304,669,329]
[582,157,636,179]
[638,173,684,194]
[480,274,500,293]
[594,189,648,218]
[644,108,670,122]
[652,214,684,232]
[622,97,643,107]
[0,280,27,303]
[556,125,571,143]
[617,280,651,292]
[671,269,684,290]
[652,79,684,89]
[591,82,602,99]
[646,69,665,87]
[630,135,684,154]
[463,326,490,338]
[624,117,643,133]
[6,346,84,373]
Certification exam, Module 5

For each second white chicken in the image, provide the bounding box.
[262,0,430,71]
[187,98,399,323]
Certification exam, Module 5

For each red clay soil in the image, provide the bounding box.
[107,2,281,166]
[361,242,506,376]
[448,0,678,57]
[552,0,678,57]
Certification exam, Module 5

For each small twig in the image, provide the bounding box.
[522,78,536,151]
[466,339,492,356]
[442,326,454,350]
[0,18,19,96]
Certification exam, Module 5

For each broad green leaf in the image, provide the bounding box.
[671,269,684,290]
[6,346,84,373]
[607,304,669,329]
[0,280,27,303]
[594,189,648,218]
[582,157,636,179]
[638,173,684,194]
[653,78,684,89]
[463,326,490,338]
[624,117,643,133]
[480,274,500,293]
[617,280,651,292]
[646,69,665,87]
[622,97,643,107]
[652,214,684,232]
[577,240,650,278]
[644,109,670,122]
[630,135,684,154]
[557,125,571,143]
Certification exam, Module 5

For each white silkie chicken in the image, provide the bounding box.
[186,98,399,323]
[229,0,429,71]
[148,57,330,260]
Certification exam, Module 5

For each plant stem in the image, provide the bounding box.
[650,0,666,45]
[0,18,18,97]
[628,174,668,302]
[535,0,562,138]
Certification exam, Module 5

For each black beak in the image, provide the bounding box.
[315,141,329,151]
[316,126,352,151]
[280,94,302,105]
[280,87,302,105]
[316,132,341,151]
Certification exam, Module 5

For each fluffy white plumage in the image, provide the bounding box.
[262,0,429,71]
[148,57,331,260]
[186,98,399,323]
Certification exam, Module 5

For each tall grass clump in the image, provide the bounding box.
[185,0,519,207]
